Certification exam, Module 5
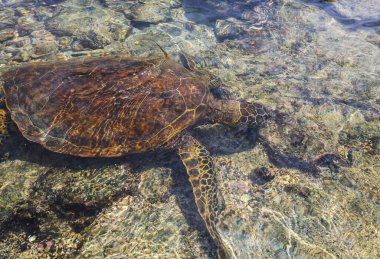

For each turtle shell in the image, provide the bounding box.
[2,56,210,157]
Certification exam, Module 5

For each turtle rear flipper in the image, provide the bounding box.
[0,108,9,144]
[178,134,234,258]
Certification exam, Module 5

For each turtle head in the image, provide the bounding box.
[235,100,271,127]
[208,98,271,128]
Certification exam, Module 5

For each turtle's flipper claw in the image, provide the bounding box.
[178,134,232,257]
[0,109,9,145]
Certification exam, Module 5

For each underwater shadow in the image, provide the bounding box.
[194,124,320,176]
[0,132,216,257]
[0,119,319,256]
[258,136,320,176]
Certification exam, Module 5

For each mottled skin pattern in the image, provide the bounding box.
[178,134,231,257]
[0,56,270,258]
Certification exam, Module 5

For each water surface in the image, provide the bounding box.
[0,0,379,258]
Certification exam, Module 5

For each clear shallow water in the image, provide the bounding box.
[0,0,379,258]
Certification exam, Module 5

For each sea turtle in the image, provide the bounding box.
[0,51,270,257]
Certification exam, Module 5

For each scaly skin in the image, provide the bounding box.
[207,98,270,127]
[178,133,234,258]
[179,135,221,239]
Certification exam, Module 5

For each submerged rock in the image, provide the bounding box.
[46,1,131,49]
[0,28,15,43]
[30,29,58,57]
[0,8,16,31]
[0,160,44,225]
[80,168,214,258]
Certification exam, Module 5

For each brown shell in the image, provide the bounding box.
[2,56,210,157]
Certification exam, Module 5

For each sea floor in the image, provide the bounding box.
[0,0,379,258]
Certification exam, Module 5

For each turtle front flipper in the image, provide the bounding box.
[177,134,234,258]
[0,108,9,145]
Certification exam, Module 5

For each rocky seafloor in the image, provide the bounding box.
[0,0,379,258]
